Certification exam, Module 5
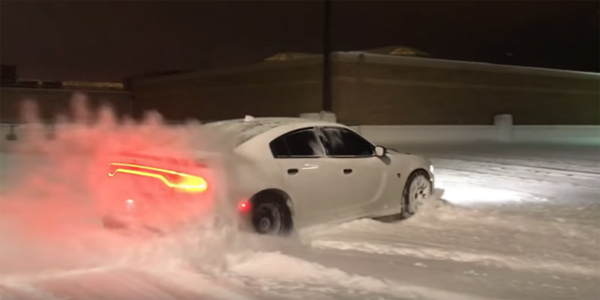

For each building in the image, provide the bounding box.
[129,46,600,125]
[0,65,132,123]
[2,45,598,126]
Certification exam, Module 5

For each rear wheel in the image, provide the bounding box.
[401,170,432,219]
[251,193,293,235]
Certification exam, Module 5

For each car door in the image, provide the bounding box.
[270,127,340,226]
[317,126,389,218]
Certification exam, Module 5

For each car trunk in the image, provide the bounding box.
[99,150,218,230]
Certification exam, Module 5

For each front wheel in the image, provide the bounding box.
[401,170,432,219]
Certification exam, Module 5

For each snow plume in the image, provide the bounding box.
[0,93,244,274]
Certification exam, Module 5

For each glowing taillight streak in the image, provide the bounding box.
[108,162,208,193]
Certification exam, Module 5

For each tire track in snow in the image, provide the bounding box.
[309,239,599,277]
[222,251,497,300]
[302,207,599,280]
[0,263,261,300]
[0,258,497,300]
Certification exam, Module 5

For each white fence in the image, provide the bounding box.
[1,120,599,150]
[352,125,600,146]
[301,112,600,146]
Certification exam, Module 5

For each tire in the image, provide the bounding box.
[401,170,432,219]
[251,193,293,235]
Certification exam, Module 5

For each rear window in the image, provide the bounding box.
[270,128,323,158]
[205,118,312,146]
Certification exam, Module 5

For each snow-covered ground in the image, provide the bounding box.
[1,141,599,300]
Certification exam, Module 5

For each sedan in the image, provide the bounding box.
[101,117,435,235]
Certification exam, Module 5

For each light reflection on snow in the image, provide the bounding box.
[436,176,553,205]
[434,175,528,205]
[441,185,525,204]
[434,172,550,205]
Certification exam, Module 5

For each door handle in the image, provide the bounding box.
[287,168,299,175]
[343,169,353,174]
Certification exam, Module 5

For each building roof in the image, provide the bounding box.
[262,45,429,62]
[133,46,598,85]
[361,45,430,57]
[265,52,320,61]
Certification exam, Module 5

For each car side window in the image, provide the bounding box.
[270,128,323,158]
[318,127,374,157]
[270,137,289,157]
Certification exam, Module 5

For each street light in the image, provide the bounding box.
[322,0,332,112]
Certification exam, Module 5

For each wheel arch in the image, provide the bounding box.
[406,168,432,189]
[410,167,430,176]
[250,189,295,215]
[404,156,434,189]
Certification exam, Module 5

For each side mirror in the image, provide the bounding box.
[375,145,386,157]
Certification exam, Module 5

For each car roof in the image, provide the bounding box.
[204,117,341,145]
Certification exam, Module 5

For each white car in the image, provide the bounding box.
[101,117,435,235]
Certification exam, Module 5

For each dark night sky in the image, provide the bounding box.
[1,1,598,81]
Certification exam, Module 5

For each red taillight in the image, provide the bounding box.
[107,162,208,193]
[238,200,251,213]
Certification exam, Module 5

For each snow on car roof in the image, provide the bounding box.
[204,117,316,145]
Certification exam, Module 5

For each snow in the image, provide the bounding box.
[204,117,315,146]
[0,99,598,299]
[1,141,598,300]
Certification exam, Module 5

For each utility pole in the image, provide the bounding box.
[322,0,332,112]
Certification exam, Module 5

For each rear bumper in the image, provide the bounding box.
[101,213,147,230]
[102,215,130,229]
[100,193,211,231]
[101,213,184,235]
[101,213,253,235]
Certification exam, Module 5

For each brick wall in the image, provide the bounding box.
[332,58,599,125]
[129,54,600,125]
[2,55,595,126]
[130,61,323,121]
